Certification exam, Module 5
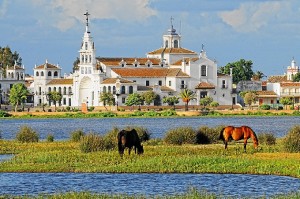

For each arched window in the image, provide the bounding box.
[174,40,179,48]
[16,72,19,80]
[103,86,107,93]
[108,86,111,93]
[36,71,39,76]
[63,87,67,95]
[68,87,72,94]
[48,71,52,77]
[113,86,116,94]
[54,71,58,77]
[121,86,126,94]
[81,55,84,63]
[11,72,14,78]
[201,65,207,76]
[165,40,168,48]
[41,71,44,76]
[129,86,133,94]
[48,87,51,93]
[58,87,62,94]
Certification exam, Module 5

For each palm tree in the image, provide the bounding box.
[99,92,115,111]
[179,89,196,111]
[48,91,62,111]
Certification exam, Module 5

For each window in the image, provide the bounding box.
[108,86,111,93]
[222,80,226,89]
[181,80,185,89]
[89,55,92,63]
[103,86,107,93]
[200,91,207,98]
[41,71,44,76]
[81,67,84,74]
[63,87,67,95]
[129,86,133,94]
[134,64,138,67]
[58,87,62,94]
[81,55,84,63]
[36,71,39,76]
[174,40,178,48]
[54,71,58,77]
[48,71,51,77]
[121,86,126,94]
[168,81,171,86]
[201,65,207,76]
[158,80,162,86]
[122,97,126,103]
[146,80,150,86]
[85,42,88,50]
[68,87,72,94]
[48,87,51,92]
[63,98,66,105]
[165,40,168,48]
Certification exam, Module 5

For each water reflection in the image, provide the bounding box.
[0,173,299,197]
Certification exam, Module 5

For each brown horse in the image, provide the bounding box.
[219,126,258,151]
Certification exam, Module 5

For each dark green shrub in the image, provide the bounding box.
[164,127,196,145]
[79,133,103,153]
[0,110,11,117]
[283,125,300,152]
[66,106,71,111]
[102,127,119,150]
[260,104,271,110]
[70,129,85,142]
[196,126,222,144]
[160,109,177,116]
[258,133,276,145]
[46,134,54,142]
[16,125,39,143]
[88,106,95,111]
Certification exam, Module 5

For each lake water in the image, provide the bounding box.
[0,116,299,140]
[1,116,300,197]
[0,173,299,198]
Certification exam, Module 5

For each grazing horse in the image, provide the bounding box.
[117,129,144,156]
[219,126,258,151]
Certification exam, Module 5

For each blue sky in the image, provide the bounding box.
[1,0,300,77]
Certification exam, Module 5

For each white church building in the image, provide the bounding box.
[31,12,235,109]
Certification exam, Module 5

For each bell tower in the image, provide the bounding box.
[163,17,181,49]
[78,11,96,73]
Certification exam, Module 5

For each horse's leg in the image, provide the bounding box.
[244,138,248,152]
[128,147,132,155]
[225,140,228,149]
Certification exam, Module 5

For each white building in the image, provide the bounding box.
[31,13,235,109]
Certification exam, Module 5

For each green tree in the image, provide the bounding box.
[141,91,157,107]
[179,89,196,111]
[73,57,80,72]
[47,91,62,111]
[219,59,254,84]
[210,101,219,110]
[252,71,265,81]
[0,46,22,76]
[163,96,179,110]
[99,92,115,111]
[292,72,300,82]
[280,97,293,110]
[125,93,143,110]
[243,91,257,109]
[199,96,213,109]
[9,83,28,112]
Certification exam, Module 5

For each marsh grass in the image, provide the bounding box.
[1,139,300,177]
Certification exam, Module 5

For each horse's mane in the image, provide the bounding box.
[243,126,258,141]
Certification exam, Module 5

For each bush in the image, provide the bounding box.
[102,127,119,150]
[160,109,177,116]
[260,104,271,110]
[0,110,11,117]
[164,127,196,145]
[66,106,71,111]
[70,129,85,142]
[258,133,276,145]
[16,125,39,143]
[79,133,103,153]
[283,125,300,152]
[46,134,54,142]
[88,106,95,111]
[196,126,221,144]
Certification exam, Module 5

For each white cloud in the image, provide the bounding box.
[0,0,9,17]
[219,1,288,32]
[30,0,157,31]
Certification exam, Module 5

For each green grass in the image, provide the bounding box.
[1,139,300,178]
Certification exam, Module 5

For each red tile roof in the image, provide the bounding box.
[111,68,189,77]
[147,47,197,55]
[195,82,215,89]
[280,82,300,87]
[267,75,288,83]
[47,79,73,85]
[97,57,161,66]
[101,78,134,84]
[35,63,60,69]
[171,57,199,66]
[256,91,277,96]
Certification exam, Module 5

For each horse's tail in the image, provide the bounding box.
[219,127,225,141]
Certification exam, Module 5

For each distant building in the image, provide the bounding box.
[31,12,235,109]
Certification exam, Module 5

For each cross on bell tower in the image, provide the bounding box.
[84,11,90,33]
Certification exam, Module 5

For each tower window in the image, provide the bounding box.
[48,71,52,77]
[201,65,207,76]
[165,40,168,48]
[174,40,178,48]
[85,42,88,50]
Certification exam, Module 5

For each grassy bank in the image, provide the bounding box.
[1,139,300,178]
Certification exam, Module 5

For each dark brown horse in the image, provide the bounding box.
[219,126,258,151]
[117,129,144,156]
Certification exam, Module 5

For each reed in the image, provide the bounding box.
[0,140,300,178]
